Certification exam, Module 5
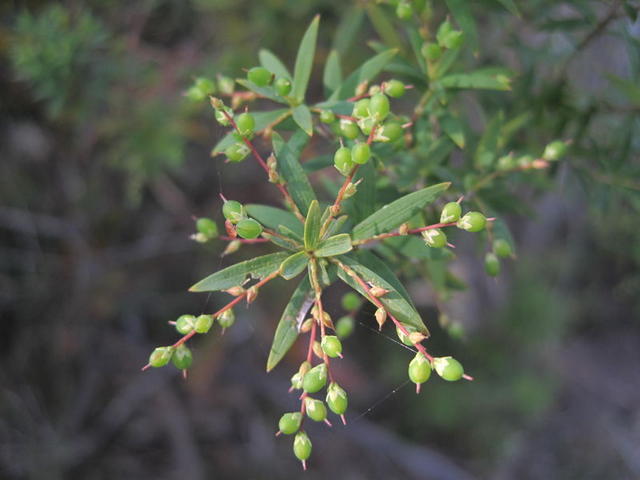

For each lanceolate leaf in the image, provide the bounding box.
[496,0,520,16]
[292,15,320,102]
[441,114,466,148]
[351,183,450,241]
[304,200,321,250]
[440,68,512,91]
[365,4,405,53]
[259,49,291,79]
[245,204,303,237]
[272,132,317,215]
[190,252,288,292]
[315,233,352,257]
[266,277,313,371]
[279,251,309,280]
[212,109,289,154]
[475,111,504,170]
[292,104,313,136]
[329,49,398,101]
[336,255,429,334]
[323,50,342,94]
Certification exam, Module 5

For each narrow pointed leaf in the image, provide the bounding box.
[315,233,352,257]
[259,49,291,79]
[474,111,503,170]
[190,252,288,292]
[333,5,365,54]
[280,251,309,280]
[266,277,313,371]
[292,104,313,136]
[365,4,405,53]
[304,200,321,250]
[329,49,398,101]
[354,250,413,306]
[323,50,342,93]
[212,109,289,154]
[272,132,317,215]
[245,204,303,237]
[440,114,466,148]
[291,15,320,102]
[496,0,520,16]
[440,68,512,91]
[351,183,451,241]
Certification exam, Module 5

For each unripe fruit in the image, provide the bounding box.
[493,238,513,258]
[384,79,405,98]
[335,316,355,339]
[218,308,236,328]
[422,228,447,248]
[186,77,216,101]
[440,201,462,223]
[149,346,173,367]
[236,218,263,239]
[408,353,432,385]
[302,363,327,393]
[172,345,193,370]
[194,314,214,333]
[441,31,464,49]
[396,1,413,20]
[543,140,568,161]
[326,382,348,415]
[293,431,312,461]
[214,106,233,126]
[290,372,304,390]
[222,200,245,224]
[235,112,255,137]
[352,142,371,164]
[279,412,302,435]
[369,93,390,121]
[196,218,218,239]
[352,99,370,119]
[341,293,360,311]
[334,146,354,176]
[247,66,272,86]
[433,356,464,381]
[304,397,327,422]
[274,77,291,96]
[396,324,418,346]
[457,211,487,232]
[422,42,442,62]
[225,142,250,163]
[321,335,342,358]
[380,122,403,143]
[319,110,336,124]
[339,119,360,139]
[176,314,196,335]
[497,154,516,171]
[216,75,235,95]
[484,252,500,277]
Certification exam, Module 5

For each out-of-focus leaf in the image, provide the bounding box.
[259,49,291,79]
[355,250,414,306]
[212,109,289,154]
[323,50,342,94]
[304,200,321,250]
[291,15,319,102]
[292,104,313,136]
[496,0,520,16]
[491,218,517,255]
[272,132,317,215]
[329,49,398,101]
[245,204,303,236]
[190,252,288,292]
[315,233,352,257]
[365,4,405,53]
[440,114,466,148]
[266,277,313,371]
[445,0,478,53]
[475,111,504,170]
[440,68,512,91]
[407,26,427,74]
[279,251,309,279]
[333,6,365,54]
[608,74,640,106]
[351,183,450,241]
[433,48,461,78]
[236,79,283,103]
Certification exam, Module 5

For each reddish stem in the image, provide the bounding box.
[354,222,458,246]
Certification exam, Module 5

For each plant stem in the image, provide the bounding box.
[353,221,458,246]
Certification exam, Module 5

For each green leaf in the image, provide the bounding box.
[440,114,466,148]
[279,251,309,280]
[190,252,288,292]
[245,204,303,237]
[608,74,640,106]
[444,0,478,54]
[261,232,300,251]
[365,4,405,53]
[304,200,321,250]
[329,49,398,101]
[292,104,313,136]
[212,109,289,154]
[440,68,512,91]
[354,250,414,306]
[336,255,428,334]
[333,6,365,54]
[259,49,291,79]
[475,111,504,170]
[272,132,317,215]
[315,233,352,257]
[323,50,342,94]
[235,79,284,103]
[351,183,451,241]
[291,15,320,102]
[496,0,520,16]
[266,277,313,371]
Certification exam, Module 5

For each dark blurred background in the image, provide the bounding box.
[1,1,639,479]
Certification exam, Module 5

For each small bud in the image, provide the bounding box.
[290,372,304,390]
[298,361,311,377]
[246,285,259,304]
[375,308,387,330]
[312,340,324,359]
[542,140,569,161]
[342,182,358,199]
[355,80,369,97]
[433,356,464,381]
[321,311,334,330]
[222,240,241,256]
[194,314,214,334]
[300,318,314,333]
[224,219,237,238]
[368,84,381,96]
[408,331,427,344]
[398,223,410,235]
[304,397,328,422]
[218,309,236,329]
[396,324,419,346]
[531,159,549,169]
[209,96,224,110]
[369,286,390,297]
[225,286,245,296]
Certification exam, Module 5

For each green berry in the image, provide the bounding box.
[340,119,360,139]
[396,324,418,346]
[422,42,442,61]
[341,292,360,311]
[149,346,173,368]
[380,122,403,143]
[369,93,390,121]
[493,239,513,258]
[320,335,342,358]
[172,344,193,370]
[279,412,302,435]
[384,80,405,98]
[176,314,196,335]
[236,218,263,239]
[319,110,336,124]
[196,218,218,239]
[304,398,327,422]
[497,154,516,171]
[335,316,355,339]
[351,142,371,164]
[326,382,348,415]
[484,252,500,277]
[408,353,432,385]
[352,99,370,119]
[194,314,214,334]
[274,77,291,96]
[186,77,216,101]
[222,200,244,223]
[441,30,464,49]
[441,202,462,223]
[217,75,235,95]
[293,431,312,462]
[457,211,487,232]
[302,363,327,393]
[433,356,464,381]
[218,309,236,328]
[334,146,354,176]
[215,107,233,126]
[235,112,255,137]
[396,1,413,20]
[543,140,568,161]
[422,228,447,248]
[225,142,250,163]
[247,66,272,86]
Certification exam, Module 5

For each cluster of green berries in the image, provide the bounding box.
[497,140,569,171]
[390,0,427,20]
[408,353,465,390]
[484,238,514,277]
[420,201,487,249]
[222,199,263,239]
[186,74,235,102]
